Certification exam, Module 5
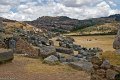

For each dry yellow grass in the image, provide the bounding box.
[14,55,78,74]
[0,54,90,80]
[101,51,120,66]
[71,35,115,51]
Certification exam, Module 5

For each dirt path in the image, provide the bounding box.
[0,55,90,80]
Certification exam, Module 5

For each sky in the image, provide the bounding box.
[0,0,120,21]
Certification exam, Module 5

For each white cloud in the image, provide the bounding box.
[0,0,120,21]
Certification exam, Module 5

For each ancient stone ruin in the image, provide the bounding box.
[113,28,120,54]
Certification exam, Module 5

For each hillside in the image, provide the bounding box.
[67,22,120,36]
[26,14,120,34]
[0,17,43,37]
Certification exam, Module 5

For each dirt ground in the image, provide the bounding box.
[0,55,90,80]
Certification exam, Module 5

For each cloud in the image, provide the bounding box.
[0,0,120,21]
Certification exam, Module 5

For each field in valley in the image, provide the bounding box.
[71,35,115,52]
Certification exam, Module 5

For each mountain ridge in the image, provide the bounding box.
[25,14,120,33]
[0,14,120,35]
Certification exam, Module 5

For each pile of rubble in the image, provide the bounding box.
[91,57,120,80]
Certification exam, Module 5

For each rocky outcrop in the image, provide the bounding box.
[26,14,120,34]
[91,58,120,80]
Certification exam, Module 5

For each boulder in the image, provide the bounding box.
[69,60,93,72]
[40,46,56,58]
[106,69,119,80]
[56,47,74,54]
[0,49,13,63]
[101,60,111,69]
[43,55,59,65]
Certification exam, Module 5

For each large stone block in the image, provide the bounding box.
[0,49,13,63]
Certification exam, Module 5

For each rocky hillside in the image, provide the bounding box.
[26,14,120,34]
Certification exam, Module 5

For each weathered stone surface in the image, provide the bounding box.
[112,66,120,72]
[101,60,111,69]
[56,36,64,41]
[49,40,54,46]
[40,46,56,58]
[106,69,118,80]
[0,49,13,63]
[113,35,120,49]
[43,55,59,64]
[0,39,6,48]
[91,74,107,80]
[96,69,106,78]
[56,47,74,54]
[54,52,65,59]
[16,38,40,58]
[69,60,93,72]
[93,64,100,70]
[91,57,102,65]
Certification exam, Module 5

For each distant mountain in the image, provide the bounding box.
[25,14,120,34]
[0,14,120,35]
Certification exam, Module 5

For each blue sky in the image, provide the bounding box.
[0,0,120,21]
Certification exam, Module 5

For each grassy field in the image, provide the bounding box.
[71,35,115,52]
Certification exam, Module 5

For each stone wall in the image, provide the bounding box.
[16,38,40,58]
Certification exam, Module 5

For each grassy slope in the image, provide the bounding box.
[67,22,120,36]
